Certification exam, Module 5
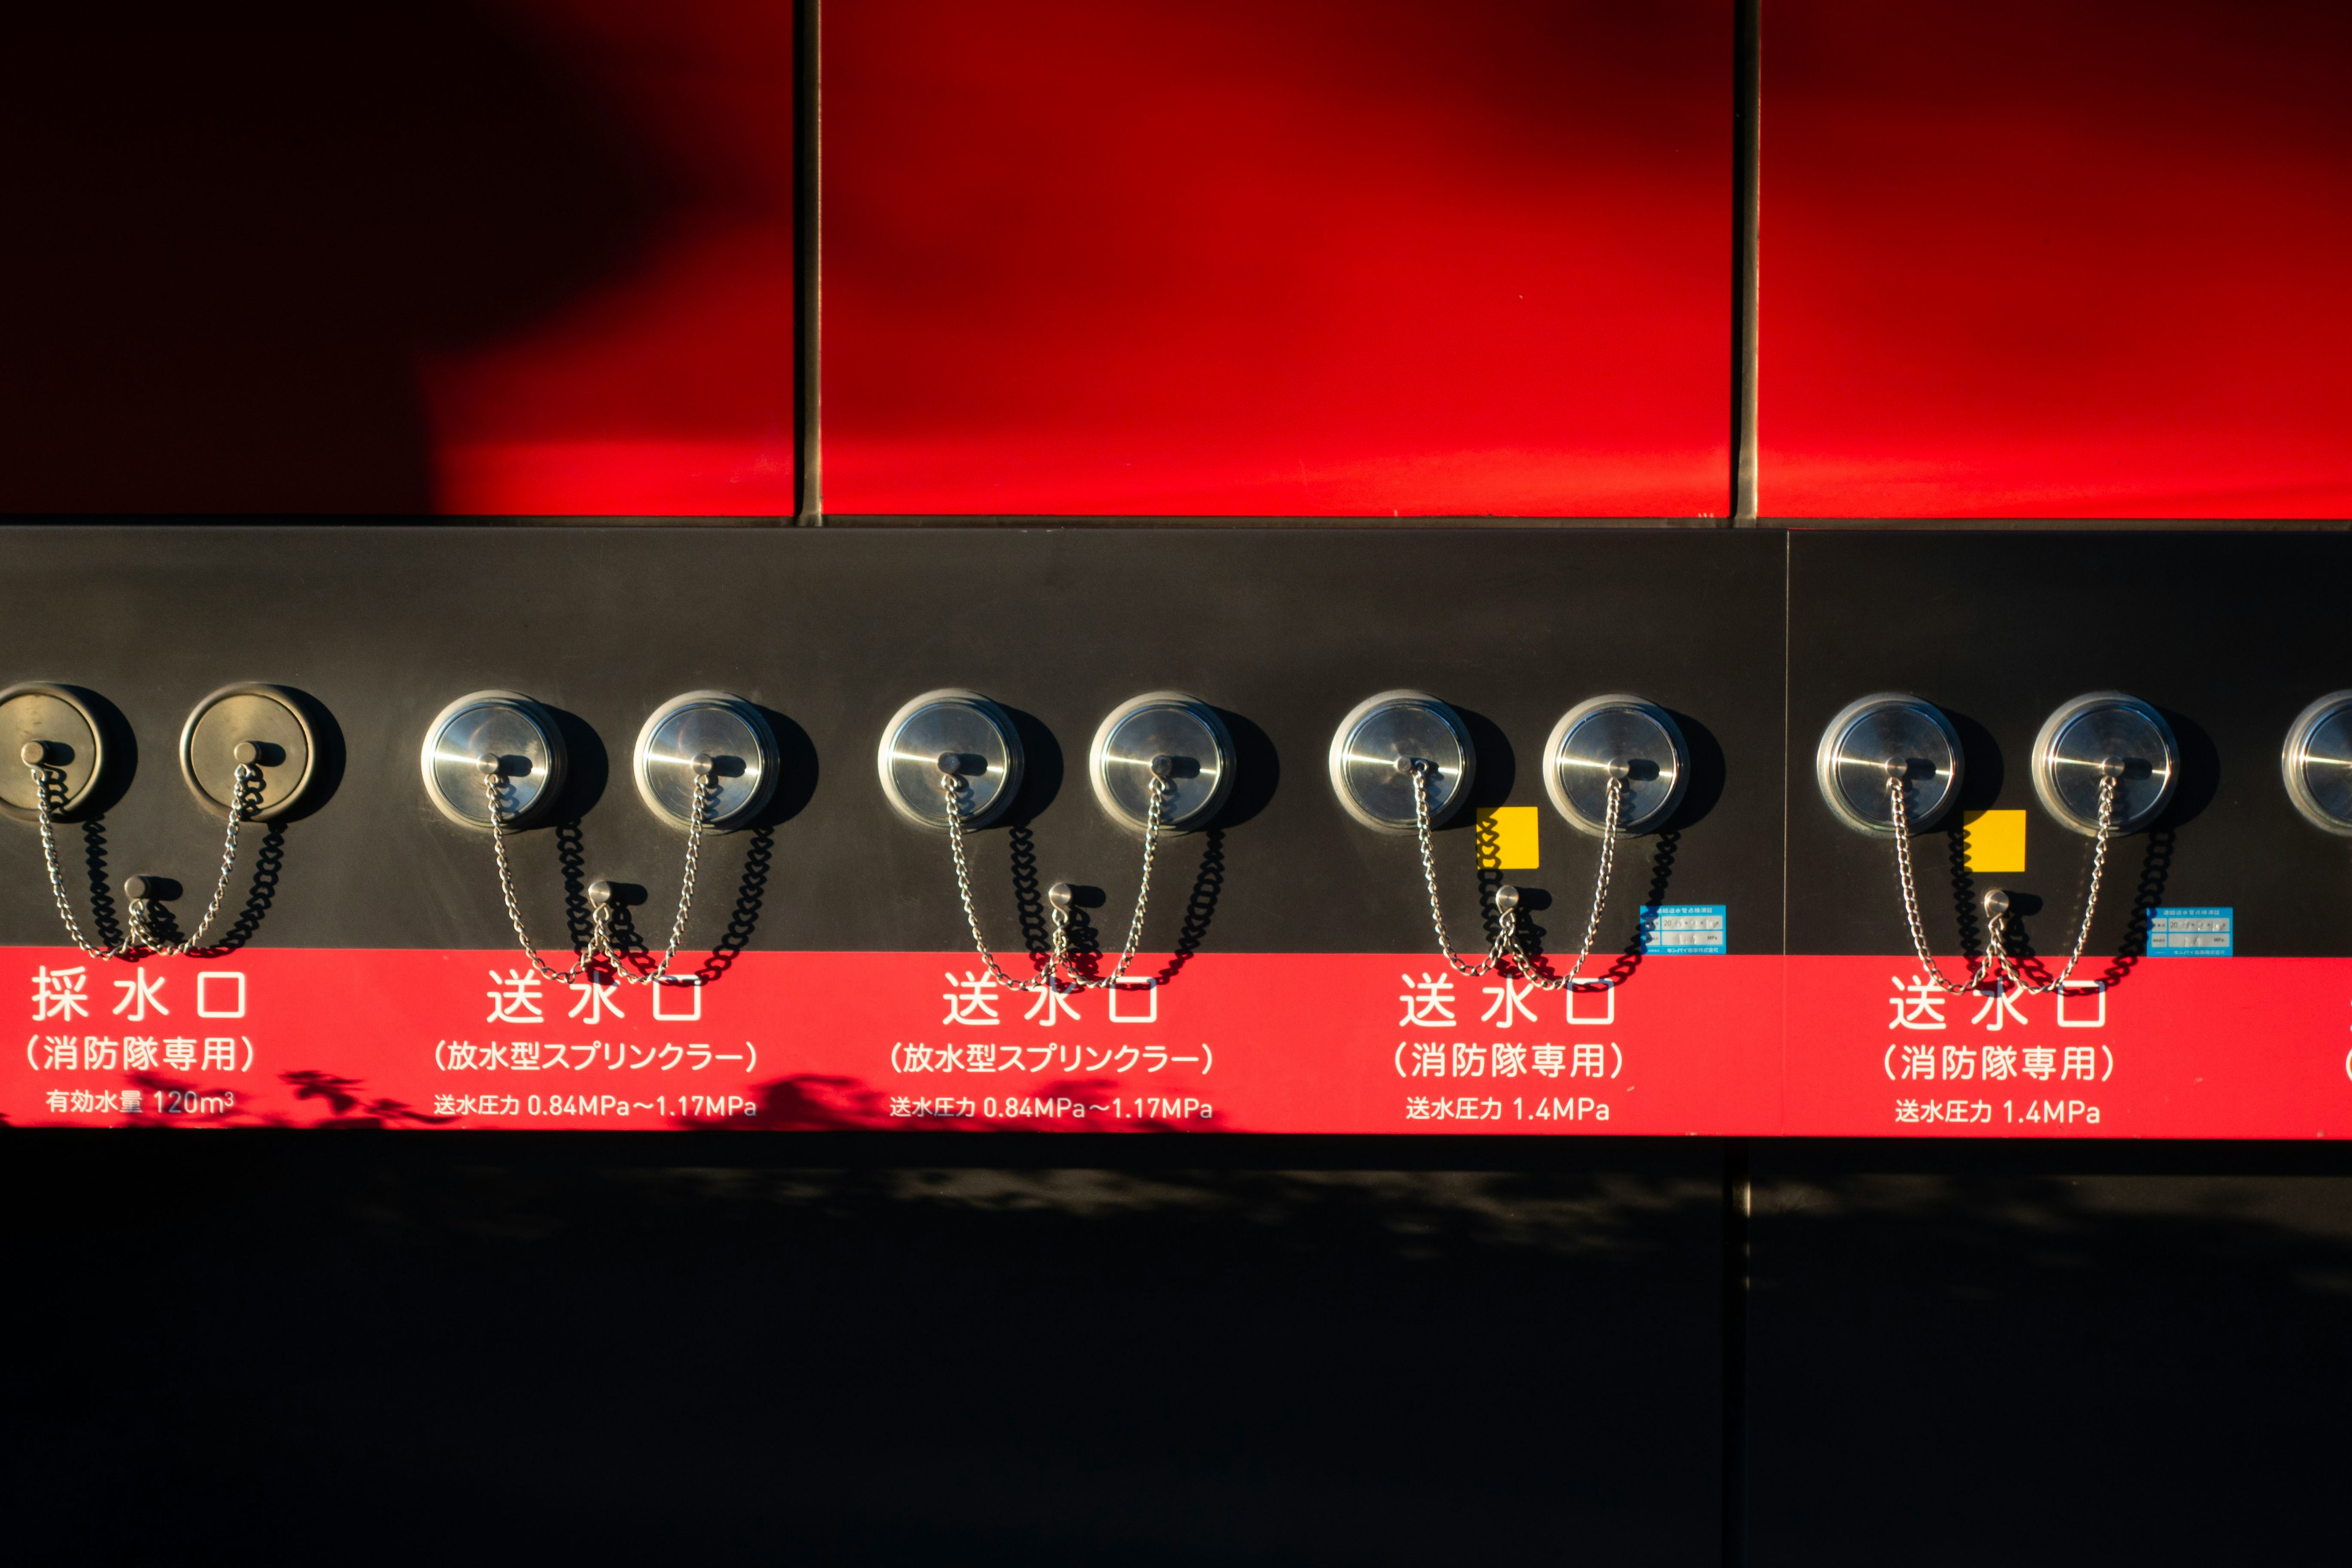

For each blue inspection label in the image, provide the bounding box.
[2147,907,2233,957]
[1638,904,1728,956]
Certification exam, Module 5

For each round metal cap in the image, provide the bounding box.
[878,688,1025,831]
[1815,693,1964,835]
[1088,692,1234,835]
[179,684,327,821]
[1543,694,1689,838]
[633,691,778,832]
[0,683,112,823]
[420,690,568,832]
[2030,692,2177,836]
[2283,691,2352,835]
[1329,690,1476,832]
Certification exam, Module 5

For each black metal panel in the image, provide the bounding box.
[0,526,1787,956]
[1788,531,2352,957]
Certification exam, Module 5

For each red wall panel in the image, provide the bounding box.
[0,2,794,516]
[421,0,799,515]
[825,0,1731,517]
[1764,1,2352,518]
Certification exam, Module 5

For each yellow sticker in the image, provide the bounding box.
[1475,805,1540,870]
[1961,809,2026,875]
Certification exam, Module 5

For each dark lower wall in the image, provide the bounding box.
[12,1131,2352,1563]
[0,1133,1727,1564]
[1747,1144,2352,1566]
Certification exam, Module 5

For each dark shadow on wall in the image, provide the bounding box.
[0,2,668,514]
[1748,1159,2352,1565]
[0,1137,1724,1562]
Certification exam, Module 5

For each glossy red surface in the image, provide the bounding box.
[1763,1,2352,518]
[824,0,1731,517]
[421,0,799,516]
[0,2,794,516]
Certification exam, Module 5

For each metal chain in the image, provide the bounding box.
[940,771,1050,992]
[28,760,255,960]
[1883,765,2119,998]
[30,763,133,959]
[1986,767,2117,995]
[1407,760,1501,978]
[483,759,604,986]
[938,765,1171,993]
[1084,769,1167,991]
[611,760,714,987]
[1885,768,1982,994]
[1496,772,1624,991]
[138,763,259,956]
[478,756,714,987]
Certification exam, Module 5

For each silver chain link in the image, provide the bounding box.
[939,766,1170,993]
[625,761,714,987]
[480,756,714,988]
[31,763,132,959]
[484,761,601,986]
[940,771,1042,993]
[1986,768,2116,995]
[1885,766,2118,998]
[1885,769,1982,994]
[1496,772,1624,991]
[1408,760,1501,978]
[1085,770,1168,991]
[141,763,259,957]
[28,760,255,960]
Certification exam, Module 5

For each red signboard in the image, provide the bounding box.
[6,948,2348,1137]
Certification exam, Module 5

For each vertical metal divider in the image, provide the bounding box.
[1722,10,1768,1556]
[1730,0,1762,524]
[1722,1137,1753,1568]
[1722,529,1785,1568]
[794,0,823,526]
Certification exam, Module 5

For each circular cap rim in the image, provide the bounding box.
[178,682,325,823]
[2030,690,2178,837]
[1326,688,1477,833]
[2283,689,2352,837]
[876,687,1025,832]
[1542,693,1689,839]
[0,681,111,823]
[419,689,568,833]
[1088,690,1235,836]
[631,690,779,834]
[1814,692,1965,837]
